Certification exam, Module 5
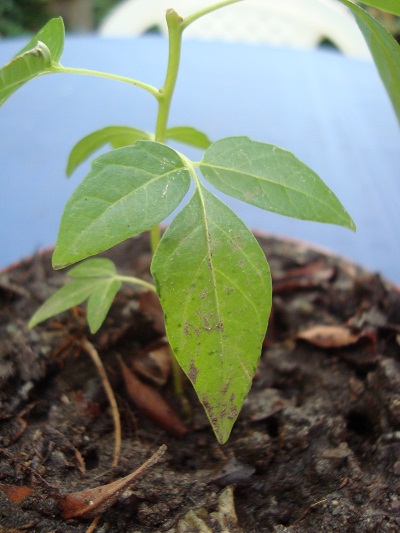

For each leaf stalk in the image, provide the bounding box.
[50,64,159,97]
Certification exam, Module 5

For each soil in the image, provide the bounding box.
[1,233,400,532]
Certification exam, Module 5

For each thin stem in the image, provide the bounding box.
[182,0,243,30]
[169,345,192,419]
[81,338,121,468]
[116,274,157,293]
[154,9,184,143]
[150,225,161,255]
[51,64,159,97]
[150,9,186,255]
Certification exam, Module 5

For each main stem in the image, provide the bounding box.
[155,9,184,144]
[149,2,240,253]
[150,9,184,253]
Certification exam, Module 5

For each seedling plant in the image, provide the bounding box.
[1,0,399,444]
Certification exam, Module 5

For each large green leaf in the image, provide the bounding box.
[29,258,121,333]
[353,1,400,16]
[151,185,272,444]
[200,136,355,230]
[0,18,64,107]
[67,126,153,176]
[166,126,212,149]
[339,0,400,123]
[53,141,191,268]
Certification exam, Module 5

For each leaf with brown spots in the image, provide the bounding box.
[151,185,272,444]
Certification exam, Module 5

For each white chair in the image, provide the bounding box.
[99,0,371,59]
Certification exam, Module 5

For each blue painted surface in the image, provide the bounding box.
[1,35,399,282]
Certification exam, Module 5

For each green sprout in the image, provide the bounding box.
[1,0,399,444]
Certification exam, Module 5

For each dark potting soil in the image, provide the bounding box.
[0,233,400,532]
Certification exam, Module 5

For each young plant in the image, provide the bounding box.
[1,0,399,444]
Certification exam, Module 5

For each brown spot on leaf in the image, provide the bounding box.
[188,358,199,384]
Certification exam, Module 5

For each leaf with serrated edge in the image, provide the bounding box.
[166,126,211,149]
[200,136,355,230]
[53,141,191,268]
[67,126,153,176]
[339,0,400,123]
[151,185,272,444]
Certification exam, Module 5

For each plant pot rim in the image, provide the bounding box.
[2,230,399,293]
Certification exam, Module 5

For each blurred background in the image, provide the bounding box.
[1,0,399,41]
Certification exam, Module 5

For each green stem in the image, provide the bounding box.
[150,9,185,254]
[51,64,159,97]
[154,9,184,143]
[150,225,161,255]
[182,0,243,30]
[116,275,157,293]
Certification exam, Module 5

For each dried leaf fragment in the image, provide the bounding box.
[139,290,166,335]
[118,355,188,437]
[273,261,335,293]
[170,486,243,532]
[0,482,34,503]
[58,444,166,520]
[297,325,365,348]
[132,338,171,386]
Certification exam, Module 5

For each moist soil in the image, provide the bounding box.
[1,233,400,532]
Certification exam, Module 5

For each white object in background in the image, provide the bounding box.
[99,0,371,59]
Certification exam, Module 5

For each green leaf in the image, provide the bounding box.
[166,126,212,149]
[67,126,153,176]
[353,1,400,16]
[338,0,400,123]
[86,278,121,333]
[151,185,272,444]
[16,17,65,62]
[29,277,100,329]
[69,257,117,278]
[200,136,355,230]
[29,258,122,333]
[0,18,65,107]
[53,141,191,268]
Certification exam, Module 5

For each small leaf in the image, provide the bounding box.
[67,126,153,176]
[166,126,212,149]
[339,0,400,123]
[28,277,100,329]
[151,185,272,444]
[53,141,191,268]
[69,257,117,278]
[200,136,355,230]
[86,278,121,333]
[0,18,65,107]
[29,258,122,333]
